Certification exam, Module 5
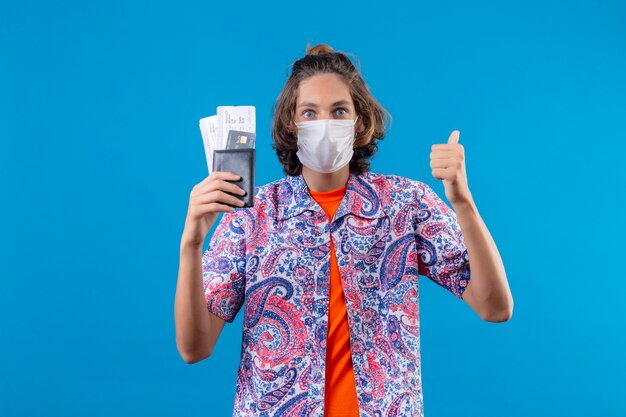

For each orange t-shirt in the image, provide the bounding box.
[309,183,360,417]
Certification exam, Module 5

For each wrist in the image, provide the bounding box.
[180,237,203,254]
[451,197,478,216]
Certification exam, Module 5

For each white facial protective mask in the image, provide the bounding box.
[295,116,358,174]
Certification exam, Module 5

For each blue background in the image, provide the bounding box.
[1,1,625,416]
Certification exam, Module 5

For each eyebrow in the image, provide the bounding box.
[296,100,352,109]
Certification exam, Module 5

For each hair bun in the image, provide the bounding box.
[305,42,334,56]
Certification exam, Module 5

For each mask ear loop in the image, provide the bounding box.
[352,115,360,151]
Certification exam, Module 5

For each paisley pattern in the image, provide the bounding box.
[202,171,471,417]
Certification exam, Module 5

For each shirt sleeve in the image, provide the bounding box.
[201,210,248,323]
[414,181,471,300]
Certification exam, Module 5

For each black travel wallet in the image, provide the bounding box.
[212,148,255,207]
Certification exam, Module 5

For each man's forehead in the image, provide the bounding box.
[297,79,352,108]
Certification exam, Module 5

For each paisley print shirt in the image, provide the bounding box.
[202,170,471,417]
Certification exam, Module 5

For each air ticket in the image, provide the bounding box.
[199,105,256,174]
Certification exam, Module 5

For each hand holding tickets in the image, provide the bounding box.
[183,171,248,247]
[198,106,256,208]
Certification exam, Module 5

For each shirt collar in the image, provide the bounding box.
[276,171,389,221]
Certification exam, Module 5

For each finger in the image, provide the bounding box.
[431,143,455,151]
[430,149,456,159]
[195,190,245,207]
[213,179,247,196]
[432,167,454,180]
[430,158,452,169]
[214,190,246,207]
[199,179,247,196]
[201,171,241,186]
[214,170,242,180]
[448,130,460,145]
[431,143,464,151]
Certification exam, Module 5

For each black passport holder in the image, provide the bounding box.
[212,148,255,207]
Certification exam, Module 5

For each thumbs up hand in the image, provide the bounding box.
[430,130,472,206]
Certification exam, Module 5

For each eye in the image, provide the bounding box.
[335,108,348,117]
[302,110,315,118]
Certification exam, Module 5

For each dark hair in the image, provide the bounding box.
[271,42,392,176]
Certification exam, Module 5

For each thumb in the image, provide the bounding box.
[448,129,460,144]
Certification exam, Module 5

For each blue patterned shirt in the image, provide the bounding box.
[202,170,471,417]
